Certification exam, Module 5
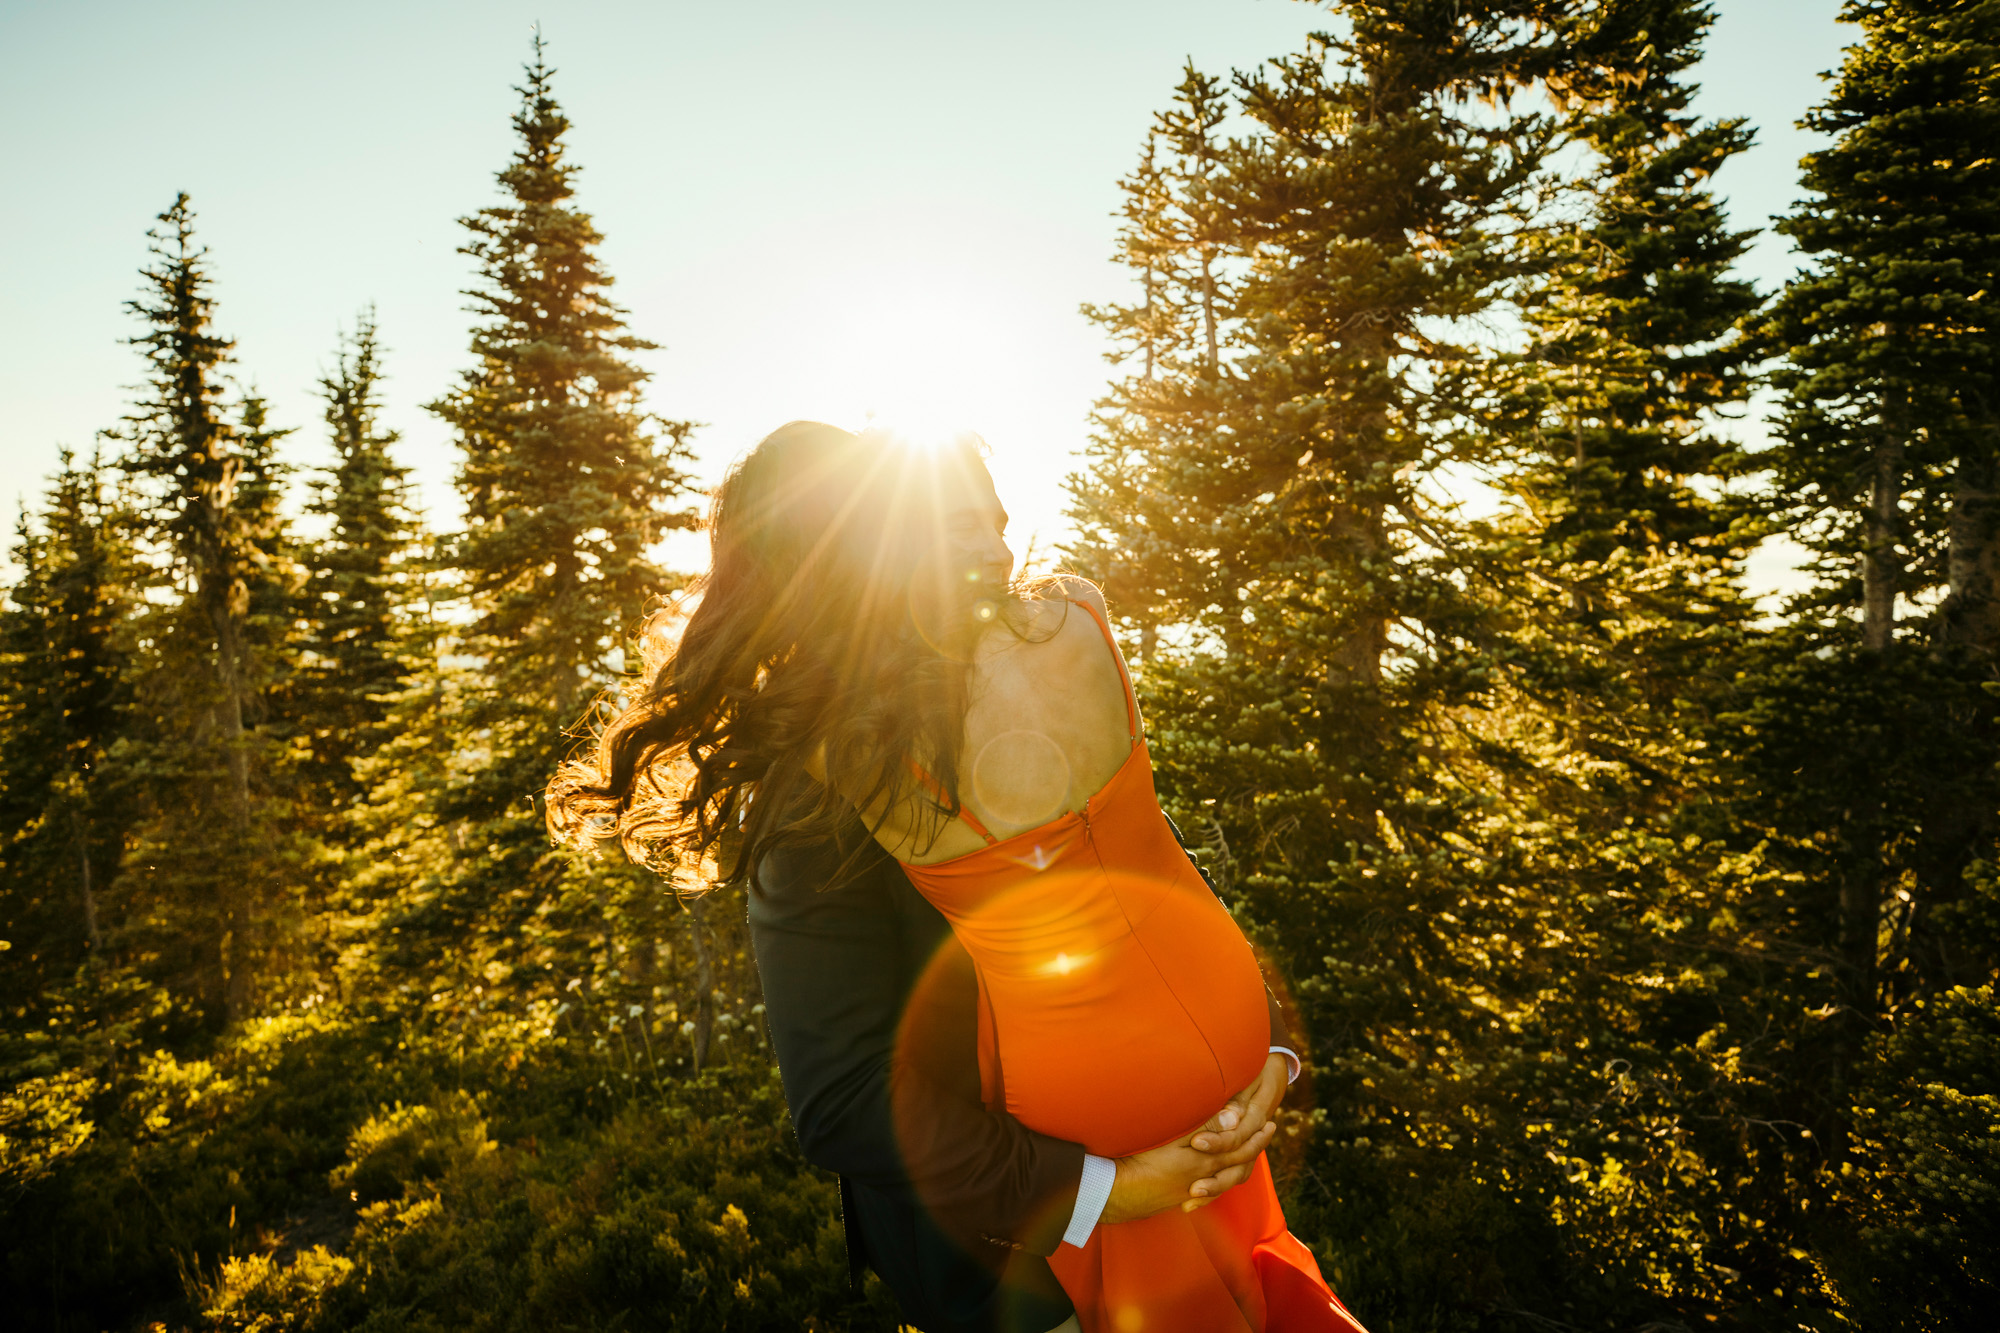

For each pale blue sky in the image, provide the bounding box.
[2,0,1848,574]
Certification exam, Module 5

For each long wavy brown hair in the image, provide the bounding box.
[547,420,1049,889]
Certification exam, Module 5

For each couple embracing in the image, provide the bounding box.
[551,422,1369,1333]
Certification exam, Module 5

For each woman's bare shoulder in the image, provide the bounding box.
[1002,576,1108,649]
[1006,577,1122,681]
[1048,573,1108,619]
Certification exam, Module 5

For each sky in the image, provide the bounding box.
[2,0,1851,584]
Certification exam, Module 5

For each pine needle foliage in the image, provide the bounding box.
[428,39,699,740]
[1716,7,2000,1315]
[1756,0,2000,652]
[352,40,705,1064]
[0,452,133,1009]
[294,310,423,812]
[109,198,307,1027]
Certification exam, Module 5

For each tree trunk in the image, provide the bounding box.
[688,892,714,1072]
[74,809,102,955]
[1940,441,2000,653]
[1144,258,1157,383]
[1336,319,1391,684]
[1848,424,1906,1015]
[1861,431,1903,652]
[201,515,256,1024]
[1839,844,1882,1015]
[1199,249,1219,374]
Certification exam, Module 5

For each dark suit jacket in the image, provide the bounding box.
[748,824,1294,1332]
[750,836,1080,1332]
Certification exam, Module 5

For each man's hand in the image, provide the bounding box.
[1184,1052,1289,1209]
[1100,1117,1278,1225]
[1101,1053,1291,1224]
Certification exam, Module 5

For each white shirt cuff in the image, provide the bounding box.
[1270,1045,1301,1084]
[1062,1152,1117,1248]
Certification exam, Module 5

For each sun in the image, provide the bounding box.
[811,272,1019,444]
[712,245,1090,573]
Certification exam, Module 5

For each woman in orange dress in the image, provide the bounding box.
[551,422,1367,1333]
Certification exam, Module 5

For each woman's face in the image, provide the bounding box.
[935,459,1014,598]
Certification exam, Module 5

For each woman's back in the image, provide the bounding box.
[877,580,1137,865]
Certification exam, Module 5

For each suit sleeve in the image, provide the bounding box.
[890,922,1084,1257]
[749,839,1084,1255]
[750,839,912,1190]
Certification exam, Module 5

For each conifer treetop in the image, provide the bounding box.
[429,34,697,754]
[1771,0,2000,404]
[118,195,245,562]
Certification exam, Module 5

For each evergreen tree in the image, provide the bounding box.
[431,39,698,733]
[356,40,701,1044]
[0,451,133,1010]
[1738,0,2000,1049]
[111,196,301,1025]
[1495,0,1760,645]
[1727,2,2000,1313]
[1463,2,1827,1305]
[1069,3,1782,1321]
[1758,0,2000,656]
[295,310,421,810]
[1073,66,1239,664]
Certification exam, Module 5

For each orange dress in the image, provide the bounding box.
[899,601,1366,1333]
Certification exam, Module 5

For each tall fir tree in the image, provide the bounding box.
[1494,0,1760,648]
[1467,0,1816,1305]
[1074,65,1240,664]
[1733,1,2000,1315]
[295,310,421,812]
[0,451,133,1012]
[111,196,301,1025]
[355,40,700,1051]
[1759,0,2000,656]
[1739,0,2000,1072]
[431,39,698,731]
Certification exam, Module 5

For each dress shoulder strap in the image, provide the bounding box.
[904,755,998,845]
[1069,598,1140,745]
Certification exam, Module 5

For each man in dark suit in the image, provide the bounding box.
[751,829,1296,1332]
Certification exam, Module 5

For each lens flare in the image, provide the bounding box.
[970,729,1071,829]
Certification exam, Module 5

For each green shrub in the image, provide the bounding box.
[1828,984,2000,1329]
[0,1007,402,1331]
[199,1246,358,1332]
[331,1092,494,1205]
[296,1068,899,1332]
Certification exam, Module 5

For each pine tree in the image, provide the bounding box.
[111,196,300,1024]
[430,39,698,735]
[0,452,133,1010]
[1739,0,2000,1021]
[355,40,701,1051]
[1722,5,2000,1310]
[1759,0,2000,652]
[1068,3,1781,1319]
[1072,66,1241,664]
[295,311,421,811]
[1496,0,1760,642]
[118,197,256,814]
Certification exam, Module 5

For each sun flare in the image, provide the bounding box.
[796,266,1035,457]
